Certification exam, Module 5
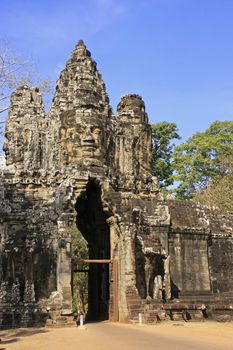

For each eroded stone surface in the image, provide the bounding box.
[0,40,233,328]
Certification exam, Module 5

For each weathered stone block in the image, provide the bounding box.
[0,40,233,328]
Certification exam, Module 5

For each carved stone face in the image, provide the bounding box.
[80,124,103,156]
[3,130,24,166]
[3,134,10,160]
[3,128,33,167]
[59,112,106,166]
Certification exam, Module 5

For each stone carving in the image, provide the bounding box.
[24,281,36,303]
[11,279,21,305]
[114,94,152,191]
[3,86,45,171]
[153,274,163,300]
[163,254,171,301]
[59,115,106,167]
[137,239,171,301]
[106,216,122,256]
[0,282,8,304]
[0,40,232,328]
[50,40,111,170]
[144,248,161,299]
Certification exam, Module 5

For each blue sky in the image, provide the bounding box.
[1,0,233,141]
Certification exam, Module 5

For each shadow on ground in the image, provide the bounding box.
[0,327,48,348]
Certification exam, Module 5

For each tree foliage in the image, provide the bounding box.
[0,39,52,149]
[71,225,88,315]
[1,40,31,115]
[172,121,233,198]
[0,39,51,117]
[151,122,181,188]
[193,155,233,213]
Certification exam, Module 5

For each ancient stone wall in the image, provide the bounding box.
[0,41,233,328]
[208,236,233,293]
[168,232,211,294]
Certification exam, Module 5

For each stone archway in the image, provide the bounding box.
[74,179,111,321]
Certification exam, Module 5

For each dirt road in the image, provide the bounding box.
[1,321,233,350]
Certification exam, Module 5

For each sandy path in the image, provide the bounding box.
[0,321,233,350]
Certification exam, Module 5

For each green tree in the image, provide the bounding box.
[172,121,233,199]
[193,155,233,213]
[71,225,89,315]
[151,122,181,188]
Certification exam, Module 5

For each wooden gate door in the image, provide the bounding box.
[75,259,119,322]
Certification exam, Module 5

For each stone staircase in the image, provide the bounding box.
[126,293,233,323]
[127,295,163,324]
[0,304,77,329]
[0,304,48,329]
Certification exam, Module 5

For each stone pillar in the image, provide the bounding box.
[57,219,72,313]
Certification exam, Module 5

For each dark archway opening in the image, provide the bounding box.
[75,180,110,321]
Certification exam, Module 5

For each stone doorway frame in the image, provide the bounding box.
[74,259,119,322]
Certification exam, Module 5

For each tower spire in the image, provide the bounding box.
[48,40,112,169]
[50,40,109,112]
[73,39,91,58]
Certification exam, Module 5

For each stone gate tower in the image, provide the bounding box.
[0,41,233,327]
